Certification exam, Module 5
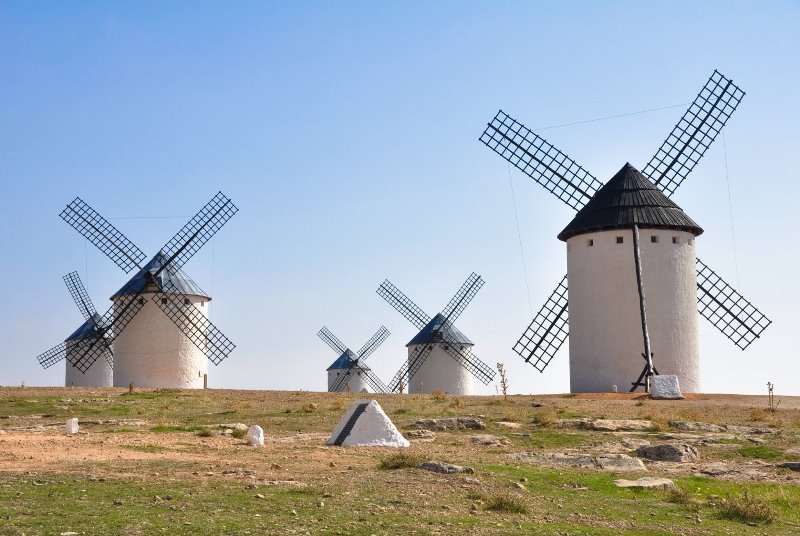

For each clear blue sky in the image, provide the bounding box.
[1,1,798,395]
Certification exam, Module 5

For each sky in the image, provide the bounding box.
[1,1,798,395]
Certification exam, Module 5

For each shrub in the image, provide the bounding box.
[485,496,528,514]
[431,390,447,402]
[303,403,319,413]
[531,411,555,427]
[231,427,247,439]
[718,489,775,524]
[377,452,421,470]
[196,428,214,437]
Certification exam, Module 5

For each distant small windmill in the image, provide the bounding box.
[318,326,390,393]
[480,70,771,392]
[58,192,238,388]
[35,271,113,387]
[377,273,496,394]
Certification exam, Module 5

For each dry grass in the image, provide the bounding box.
[718,489,776,525]
[377,451,421,470]
[485,496,528,514]
[431,390,448,402]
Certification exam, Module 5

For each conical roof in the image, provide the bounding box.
[65,313,104,342]
[406,313,473,347]
[110,251,209,299]
[557,163,703,241]
[326,350,371,371]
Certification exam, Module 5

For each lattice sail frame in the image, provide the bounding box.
[441,272,485,324]
[643,70,745,197]
[377,280,431,329]
[318,326,348,355]
[512,275,570,371]
[63,271,97,321]
[696,258,771,350]
[480,110,604,211]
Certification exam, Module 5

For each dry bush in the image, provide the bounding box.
[303,403,319,413]
[531,411,556,427]
[196,428,214,437]
[431,390,448,402]
[231,427,247,439]
[448,397,463,409]
[329,400,346,411]
[718,489,775,525]
[485,496,528,514]
[378,451,421,470]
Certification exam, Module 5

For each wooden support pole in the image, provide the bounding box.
[631,224,654,392]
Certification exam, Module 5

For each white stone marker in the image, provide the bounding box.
[651,375,684,400]
[65,417,79,435]
[246,425,264,447]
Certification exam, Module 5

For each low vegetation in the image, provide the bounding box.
[377,451,421,470]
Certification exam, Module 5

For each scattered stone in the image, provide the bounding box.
[317,501,324,508]
[514,452,646,471]
[418,461,475,474]
[246,425,264,447]
[405,429,436,442]
[531,402,544,408]
[746,436,766,445]
[112,499,124,506]
[270,463,282,470]
[614,477,675,489]
[669,421,725,433]
[329,461,337,467]
[650,375,684,399]
[60,533,79,536]
[587,419,654,432]
[290,509,297,516]
[414,417,485,431]
[512,482,526,490]
[469,434,510,446]
[463,477,481,485]
[670,421,778,435]
[255,493,265,499]
[496,421,522,429]
[636,444,699,463]
[776,462,800,472]
[219,423,248,432]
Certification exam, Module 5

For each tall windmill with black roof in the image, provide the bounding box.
[480,70,771,393]
[377,273,496,394]
[58,192,238,388]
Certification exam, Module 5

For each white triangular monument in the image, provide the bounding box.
[326,399,409,447]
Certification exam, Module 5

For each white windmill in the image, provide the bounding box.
[377,273,496,394]
[58,192,238,389]
[35,271,113,387]
[480,70,771,393]
[318,326,391,393]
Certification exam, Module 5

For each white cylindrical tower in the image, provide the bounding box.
[63,320,113,387]
[405,313,474,395]
[327,365,371,393]
[110,253,211,389]
[558,163,703,393]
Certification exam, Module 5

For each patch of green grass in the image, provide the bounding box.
[121,444,170,454]
[377,452,421,470]
[150,424,202,433]
[736,445,783,460]
[485,496,528,514]
[515,430,595,449]
[465,490,486,501]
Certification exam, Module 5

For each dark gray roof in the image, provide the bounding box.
[326,350,371,371]
[557,163,703,241]
[110,251,209,299]
[406,313,474,347]
[65,314,103,342]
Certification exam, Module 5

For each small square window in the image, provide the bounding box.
[688,238,695,245]
[587,239,594,247]
[161,297,168,304]
[184,298,190,305]
[672,236,679,244]
[651,236,658,243]
[201,302,205,307]
[616,236,624,244]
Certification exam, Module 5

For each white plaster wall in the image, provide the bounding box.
[112,294,210,388]
[566,229,700,393]
[327,369,370,392]
[407,344,472,395]
[65,341,113,387]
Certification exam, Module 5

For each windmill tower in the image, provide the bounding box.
[480,70,771,393]
[318,326,390,393]
[377,273,496,394]
[58,192,238,388]
[35,271,113,387]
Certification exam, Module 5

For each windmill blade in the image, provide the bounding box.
[361,369,389,393]
[642,70,745,197]
[387,343,434,393]
[67,296,147,372]
[377,280,431,330]
[63,271,97,321]
[696,258,771,350]
[441,272,485,324]
[439,335,496,385]
[158,192,238,273]
[480,110,603,211]
[318,326,349,355]
[355,326,390,362]
[60,198,147,273]
[153,291,236,365]
[513,274,570,372]
[36,342,67,369]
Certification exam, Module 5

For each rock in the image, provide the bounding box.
[65,418,79,435]
[329,461,337,467]
[614,477,675,489]
[418,461,475,474]
[636,444,699,462]
[60,533,79,536]
[514,452,596,468]
[496,421,522,429]
[414,417,485,431]
[669,421,725,433]
[463,477,481,485]
[112,499,124,505]
[557,418,653,431]
[469,434,510,446]
[621,438,651,449]
[246,425,264,447]
[512,482,526,490]
[255,493,265,499]
[219,423,248,432]
[595,454,647,471]
[776,462,800,472]
[405,429,436,442]
[270,463,282,470]
[650,375,684,399]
